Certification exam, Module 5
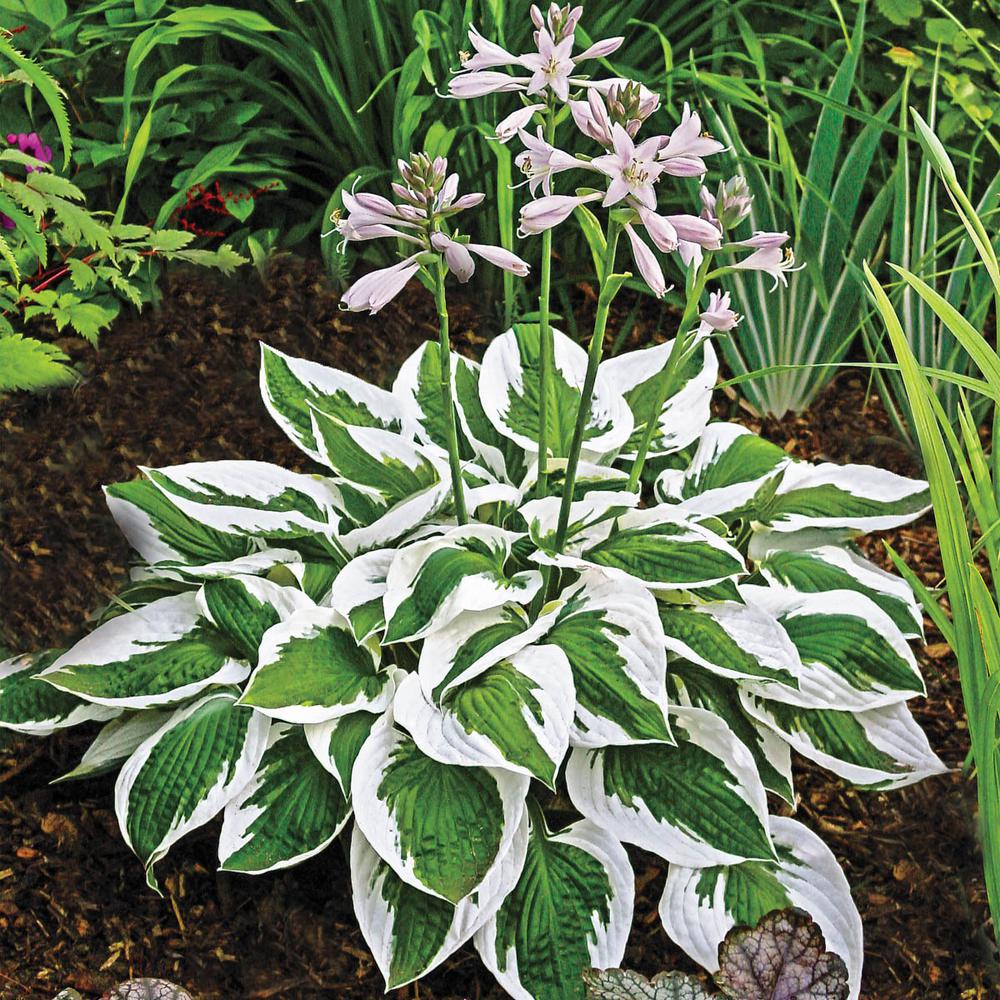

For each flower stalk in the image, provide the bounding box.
[432,259,468,525]
[553,218,624,550]
[535,106,558,500]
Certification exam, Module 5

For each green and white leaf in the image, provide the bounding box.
[325,548,394,641]
[755,544,923,639]
[305,707,386,797]
[600,338,718,459]
[474,813,634,1000]
[668,663,793,805]
[383,525,542,644]
[143,460,343,546]
[393,340,469,452]
[197,575,312,663]
[566,707,775,867]
[54,711,171,782]
[544,569,672,747]
[655,423,789,519]
[310,408,450,552]
[739,585,925,709]
[740,692,946,790]
[761,461,930,532]
[260,343,405,462]
[520,491,639,555]
[40,593,247,708]
[115,691,269,890]
[657,600,801,687]
[159,548,304,583]
[660,816,864,1000]
[218,723,350,874]
[0,651,117,735]
[240,607,389,724]
[418,602,563,701]
[351,719,529,903]
[104,478,253,566]
[352,814,529,989]
[479,325,633,461]
[548,507,746,591]
[393,645,574,786]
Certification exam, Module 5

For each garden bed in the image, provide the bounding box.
[0,261,993,1000]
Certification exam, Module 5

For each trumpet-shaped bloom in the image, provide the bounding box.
[518,192,602,236]
[341,254,424,313]
[514,127,587,195]
[624,224,668,298]
[493,103,547,143]
[730,246,804,290]
[657,104,725,177]
[699,289,740,331]
[591,123,665,209]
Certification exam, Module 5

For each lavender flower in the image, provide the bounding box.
[656,104,725,177]
[729,245,804,289]
[335,153,529,312]
[699,289,741,331]
[591,124,664,209]
[449,4,622,102]
[700,175,752,229]
[514,126,585,195]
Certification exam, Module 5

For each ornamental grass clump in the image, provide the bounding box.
[2,6,944,1000]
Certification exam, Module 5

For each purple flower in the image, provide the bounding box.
[493,103,547,143]
[700,175,752,229]
[517,192,602,236]
[699,289,740,331]
[570,82,659,144]
[0,213,14,230]
[730,245,804,290]
[450,6,622,103]
[728,230,789,250]
[657,104,724,177]
[6,132,53,173]
[591,123,664,209]
[336,153,529,313]
[624,223,668,298]
[514,126,585,195]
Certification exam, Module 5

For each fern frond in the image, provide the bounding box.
[0,333,77,391]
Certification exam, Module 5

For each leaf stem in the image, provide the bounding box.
[433,260,468,524]
[552,219,623,551]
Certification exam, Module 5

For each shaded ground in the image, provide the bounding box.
[0,260,995,999]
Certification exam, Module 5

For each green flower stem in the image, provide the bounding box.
[534,108,558,501]
[552,219,623,552]
[626,257,711,492]
[433,260,468,525]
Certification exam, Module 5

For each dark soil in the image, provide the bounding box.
[0,260,994,999]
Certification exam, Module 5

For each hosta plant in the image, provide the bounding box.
[3,7,945,1000]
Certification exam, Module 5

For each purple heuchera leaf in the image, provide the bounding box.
[584,969,712,1000]
[716,909,849,1000]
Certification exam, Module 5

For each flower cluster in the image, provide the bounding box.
[333,153,529,313]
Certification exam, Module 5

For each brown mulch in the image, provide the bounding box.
[0,260,995,999]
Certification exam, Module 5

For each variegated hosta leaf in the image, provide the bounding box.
[325,548,394,641]
[393,340,473,455]
[142,460,344,554]
[161,548,304,584]
[218,723,350,873]
[105,477,253,567]
[668,663,794,805]
[521,491,640,555]
[239,607,390,724]
[352,814,529,989]
[54,710,172,783]
[305,708,384,797]
[115,691,269,890]
[660,816,864,1000]
[454,348,526,485]
[565,707,775,867]
[40,593,247,708]
[600,337,717,459]
[0,651,117,735]
[418,602,563,702]
[759,461,930,533]
[383,524,542,644]
[351,718,529,903]
[543,570,672,747]
[654,423,788,519]
[739,586,925,710]
[393,645,575,787]
[658,600,801,688]
[479,324,633,463]
[260,343,405,462]
[755,544,923,639]
[740,692,946,790]
[550,507,746,591]
[474,811,634,1000]
[310,408,450,552]
[197,575,312,664]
